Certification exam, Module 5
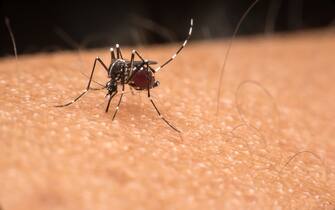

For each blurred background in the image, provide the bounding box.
[0,0,334,57]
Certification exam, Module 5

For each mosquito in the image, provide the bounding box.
[56,19,193,133]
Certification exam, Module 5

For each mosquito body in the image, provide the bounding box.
[56,19,194,133]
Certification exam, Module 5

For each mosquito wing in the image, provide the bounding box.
[126,60,157,66]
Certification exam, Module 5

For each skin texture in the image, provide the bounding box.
[0,30,335,210]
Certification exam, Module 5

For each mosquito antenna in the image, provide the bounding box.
[54,27,82,49]
[54,27,106,87]
[79,71,105,87]
[90,86,106,91]
[216,0,260,114]
[54,26,86,67]
[154,18,193,72]
[5,17,18,61]
[130,15,177,42]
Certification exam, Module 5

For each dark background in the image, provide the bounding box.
[1,0,334,57]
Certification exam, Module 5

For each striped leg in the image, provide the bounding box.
[55,57,108,107]
[146,68,180,132]
[115,44,123,59]
[110,47,116,62]
[105,91,117,113]
[130,50,158,74]
[133,50,145,61]
[126,50,136,83]
[154,18,193,72]
[111,83,125,120]
[132,49,157,65]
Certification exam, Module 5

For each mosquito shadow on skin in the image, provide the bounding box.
[234,80,281,141]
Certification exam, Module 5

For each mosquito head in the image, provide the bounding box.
[106,80,117,94]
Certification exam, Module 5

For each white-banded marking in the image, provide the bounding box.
[154,18,193,72]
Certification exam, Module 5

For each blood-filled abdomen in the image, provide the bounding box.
[129,70,156,90]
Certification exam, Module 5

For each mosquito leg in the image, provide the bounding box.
[133,50,145,61]
[110,47,116,62]
[105,91,117,113]
[79,71,105,87]
[154,18,193,73]
[126,50,136,83]
[147,90,180,133]
[132,50,157,73]
[116,44,123,59]
[112,83,125,120]
[146,69,180,132]
[55,57,108,107]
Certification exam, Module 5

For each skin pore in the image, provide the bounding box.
[0,30,335,209]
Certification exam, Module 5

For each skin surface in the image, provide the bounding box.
[0,30,335,210]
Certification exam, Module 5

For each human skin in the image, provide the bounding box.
[0,30,335,210]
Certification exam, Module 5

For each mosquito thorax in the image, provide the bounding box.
[109,59,126,77]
